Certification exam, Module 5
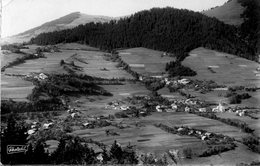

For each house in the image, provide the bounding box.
[28,129,36,135]
[212,103,226,112]
[201,135,207,140]
[139,76,143,81]
[120,105,129,111]
[43,123,53,130]
[71,112,80,118]
[196,131,202,135]
[178,79,190,85]
[205,132,212,137]
[156,105,162,112]
[188,130,194,135]
[39,73,48,80]
[177,127,184,132]
[185,99,196,105]
[199,108,206,112]
[185,107,190,112]
[96,153,103,162]
[171,104,178,110]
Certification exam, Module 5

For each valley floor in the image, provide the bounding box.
[1,43,260,165]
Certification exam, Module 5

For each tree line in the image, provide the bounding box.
[30,7,257,61]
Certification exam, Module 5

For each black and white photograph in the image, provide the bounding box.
[0,0,259,165]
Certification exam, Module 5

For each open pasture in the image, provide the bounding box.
[216,112,260,136]
[183,47,260,86]
[1,75,34,101]
[1,52,26,67]
[20,45,40,54]
[141,112,250,140]
[118,47,175,76]
[74,124,204,155]
[65,82,150,117]
[3,50,74,75]
[64,50,133,79]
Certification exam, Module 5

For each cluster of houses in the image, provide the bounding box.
[28,73,48,81]
[105,101,130,111]
[67,107,81,118]
[82,115,112,129]
[211,103,226,113]
[155,103,178,112]
[27,121,54,135]
[176,126,213,141]
[25,73,48,81]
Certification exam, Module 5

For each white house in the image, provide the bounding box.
[71,112,80,118]
[178,79,190,85]
[43,123,53,130]
[185,107,190,112]
[171,104,178,110]
[177,127,184,132]
[201,135,207,140]
[212,103,226,112]
[39,73,48,80]
[199,108,206,112]
[120,105,129,111]
[27,129,36,135]
[156,105,162,112]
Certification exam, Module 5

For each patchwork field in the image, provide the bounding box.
[183,47,260,86]
[119,47,175,77]
[64,50,133,79]
[2,44,260,165]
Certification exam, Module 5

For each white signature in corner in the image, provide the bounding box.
[7,145,28,154]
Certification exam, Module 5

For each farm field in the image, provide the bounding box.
[183,47,260,87]
[1,52,26,67]
[64,50,133,79]
[119,47,175,77]
[216,112,260,136]
[1,75,34,101]
[66,82,150,117]
[1,43,260,165]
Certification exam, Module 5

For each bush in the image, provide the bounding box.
[166,61,197,77]
[183,147,193,159]
[242,136,260,154]
[229,95,242,104]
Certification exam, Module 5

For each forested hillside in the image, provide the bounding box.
[31,7,257,61]
[238,0,260,57]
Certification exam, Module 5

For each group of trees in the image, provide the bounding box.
[27,74,114,102]
[1,114,140,165]
[242,136,260,154]
[165,61,197,77]
[1,98,65,115]
[195,112,254,133]
[154,123,236,157]
[30,7,257,61]
[238,0,260,57]
[1,52,45,72]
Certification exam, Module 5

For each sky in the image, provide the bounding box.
[1,0,228,37]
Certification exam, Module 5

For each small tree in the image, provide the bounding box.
[110,140,123,163]
[60,59,65,66]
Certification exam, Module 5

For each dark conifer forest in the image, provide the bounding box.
[30,7,258,61]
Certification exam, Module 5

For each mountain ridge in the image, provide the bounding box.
[2,12,114,44]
